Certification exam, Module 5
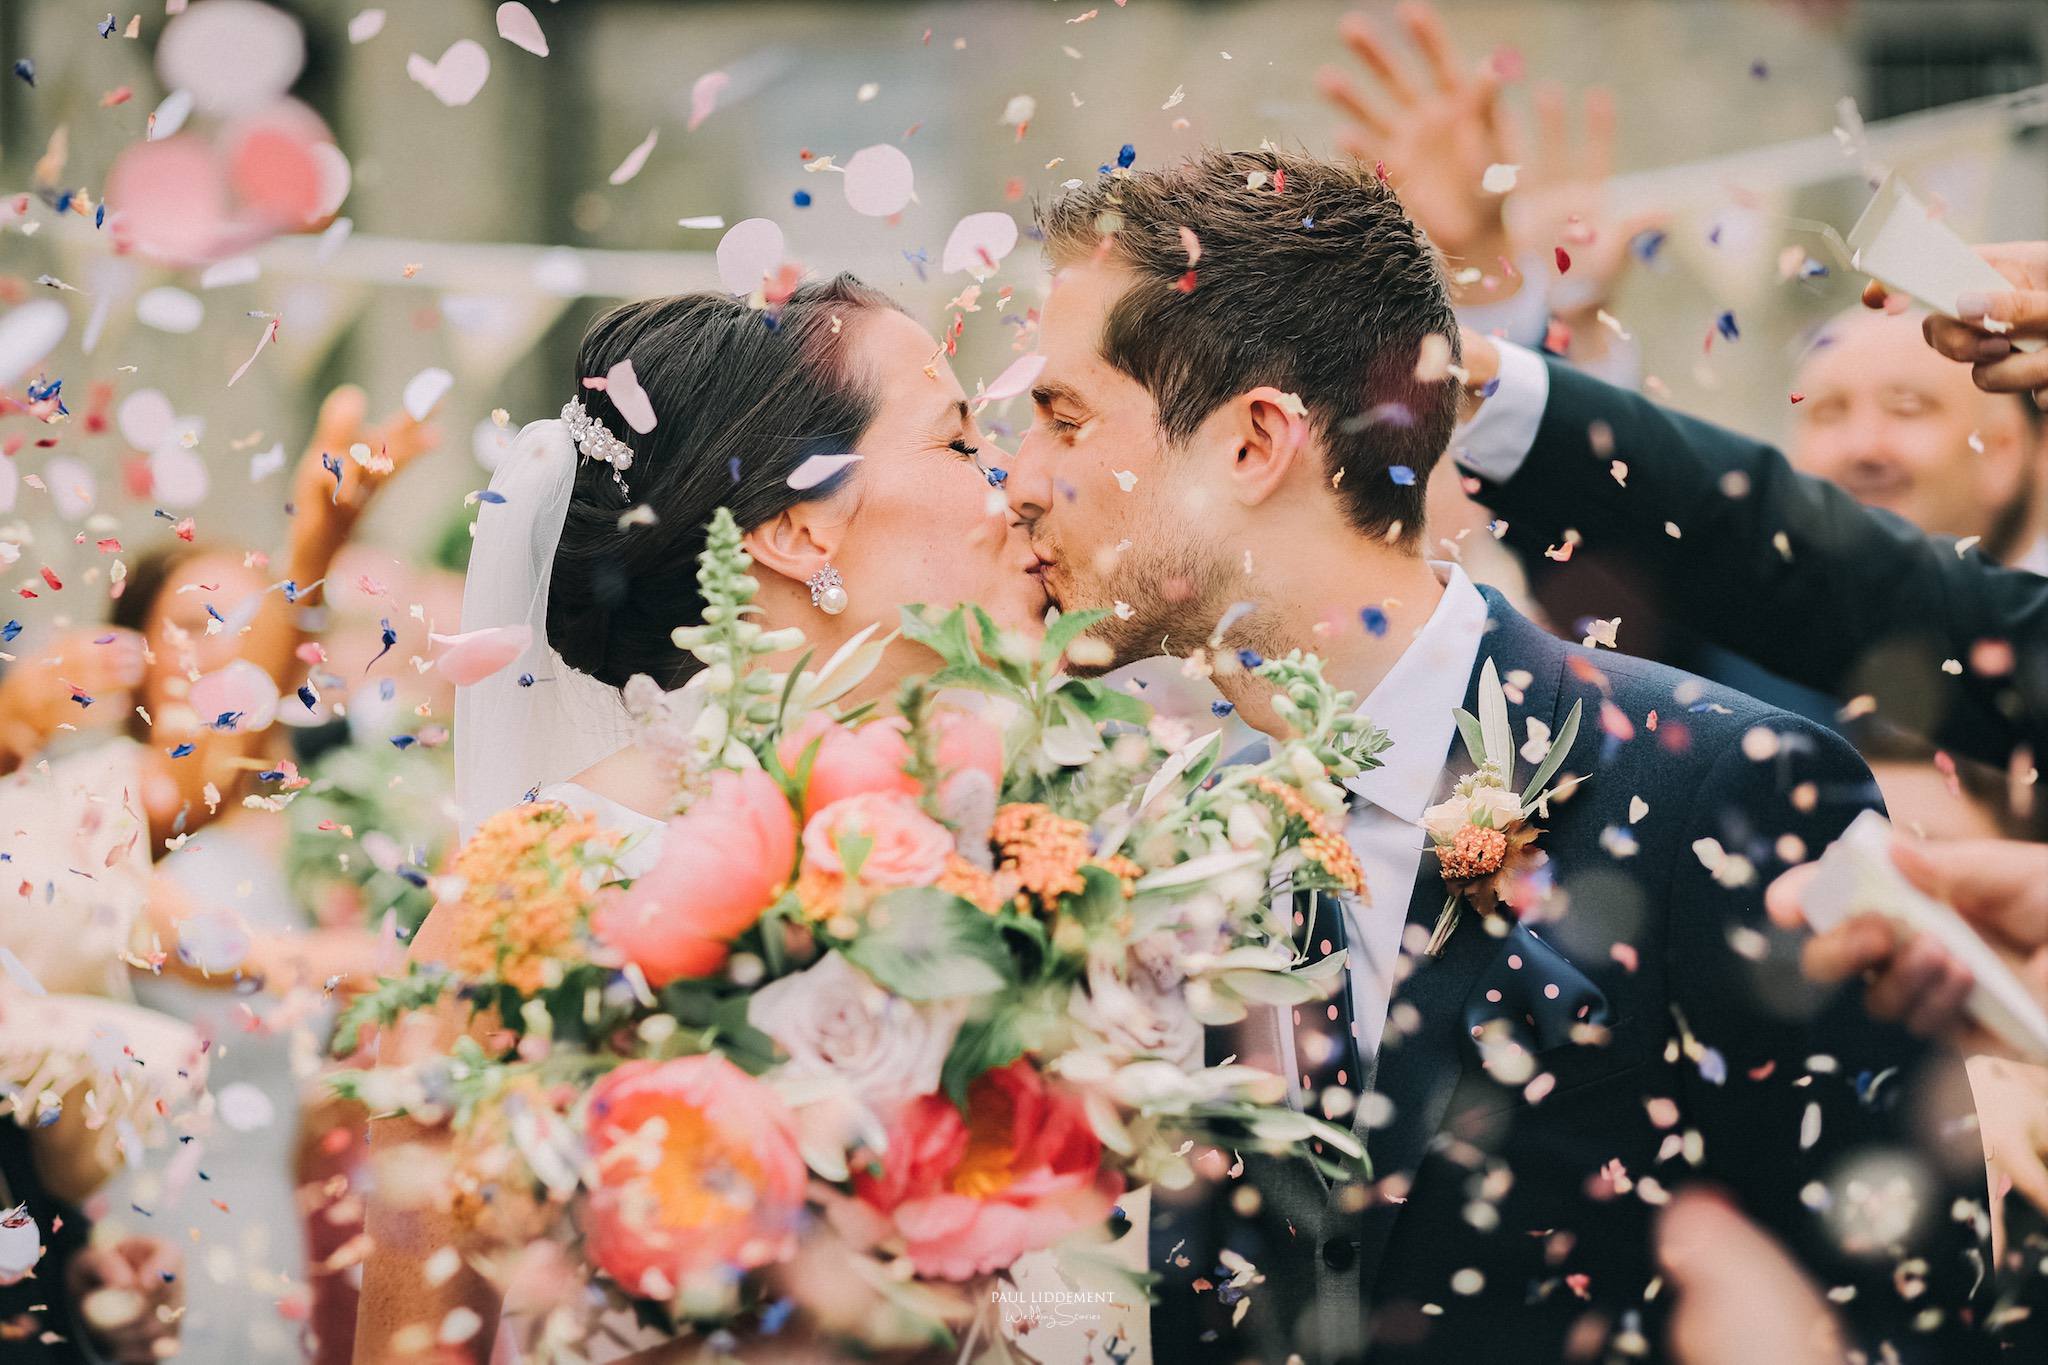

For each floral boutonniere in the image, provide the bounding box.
[1422,660,1583,958]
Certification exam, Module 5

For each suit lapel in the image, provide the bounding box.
[1351,590,1569,1301]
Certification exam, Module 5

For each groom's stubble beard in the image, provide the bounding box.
[1057,516,1234,676]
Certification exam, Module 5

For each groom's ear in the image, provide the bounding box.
[1227,386,1314,507]
[743,505,841,586]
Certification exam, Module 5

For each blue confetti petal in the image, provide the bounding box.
[792,189,812,208]
[1360,607,1388,637]
[1210,700,1235,718]
[390,735,416,751]
[297,684,318,710]
[1236,648,1263,669]
[1388,465,1416,486]
[169,743,195,758]
[1631,228,1666,264]
[983,466,1008,487]
[473,489,507,504]
[1116,143,1136,169]
[1715,310,1740,342]
[13,60,34,87]
[517,672,536,687]
[2,620,20,642]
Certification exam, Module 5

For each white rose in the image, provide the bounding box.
[1071,938,1203,1068]
[747,952,966,1117]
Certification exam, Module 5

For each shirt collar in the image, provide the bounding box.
[1341,562,1488,825]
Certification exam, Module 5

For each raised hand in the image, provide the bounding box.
[1318,2,1515,281]
[1506,83,1669,329]
[290,383,441,524]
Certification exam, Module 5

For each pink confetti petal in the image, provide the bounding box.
[843,144,915,217]
[407,40,491,107]
[103,136,233,266]
[137,287,205,334]
[688,71,729,131]
[715,217,785,296]
[149,442,210,508]
[430,624,532,686]
[605,359,657,434]
[190,659,280,730]
[787,453,862,491]
[494,2,549,57]
[941,211,1019,278]
[0,298,69,388]
[118,389,175,448]
[608,127,658,186]
[228,317,280,387]
[975,352,1046,407]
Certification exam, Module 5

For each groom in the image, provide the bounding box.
[1004,150,1988,1363]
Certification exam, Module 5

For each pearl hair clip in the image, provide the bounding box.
[560,398,634,491]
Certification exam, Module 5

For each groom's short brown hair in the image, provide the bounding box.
[1036,149,1460,546]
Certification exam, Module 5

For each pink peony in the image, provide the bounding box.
[801,793,953,888]
[779,712,921,820]
[592,767,797,986]
[853,1060,1123,1281]
[583,1057,808,1298]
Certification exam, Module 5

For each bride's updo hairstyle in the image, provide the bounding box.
[547,274,902,689]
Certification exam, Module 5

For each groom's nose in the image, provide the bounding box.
[1005,427,1053,526]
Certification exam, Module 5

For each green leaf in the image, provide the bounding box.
[1063,681,1150,727]
[1478,658,1512,775]
[940,1012,1027,1108]
[1453,707,1487,768]
[842,888,1017,1000]
[1521,699,1584,806]
[897,605,976,669]
[1063,863,1129,932]
[926,662,1027,699]
[836,832,874,882]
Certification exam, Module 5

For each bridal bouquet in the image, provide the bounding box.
[334,509,1388,1360]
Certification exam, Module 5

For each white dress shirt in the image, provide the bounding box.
[1448,337,1552,486]
[1279,563,1489,1102]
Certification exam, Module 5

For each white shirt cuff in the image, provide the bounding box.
[1450,339,1550,484]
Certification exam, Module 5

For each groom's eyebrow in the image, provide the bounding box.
[1030,381,1087,412]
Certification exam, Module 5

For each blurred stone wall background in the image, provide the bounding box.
[1,0,2043,627]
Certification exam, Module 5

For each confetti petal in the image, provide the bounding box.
[494,2,549,57]
[190,659,279,730]
[403,366,453,421]
[0,298,68,387]
[156,0,306,116]
[149,442,210,507]
[976,352,1046,406]
[715,218,784,296]
[605,359,657,434]
[688,71,729,131]
[407,39,491,107]
[787,453,863,491]
[608,127,657,185]
[136,286,204,333]
[941,211,1019,278]
[347,10,387,45]
[429,624,532,686]
[843,144,915,217]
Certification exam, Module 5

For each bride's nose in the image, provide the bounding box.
[1005,428,1053,526]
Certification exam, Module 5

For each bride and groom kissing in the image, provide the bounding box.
[414,149,1983,1362]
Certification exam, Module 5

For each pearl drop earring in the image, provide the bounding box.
[807,564,848,616]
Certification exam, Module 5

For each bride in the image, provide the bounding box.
[355,274,1052,1362]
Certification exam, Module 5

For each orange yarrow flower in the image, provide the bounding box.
[449,802,613,994]
[1248,776,1366,898]
[989,803,1142,912]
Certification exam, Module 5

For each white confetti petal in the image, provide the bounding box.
[715,218,784,296]
[347,10,386,44]
[0,298,69,387]
[676,214,725,230]
[403,367,454,421]
[136,286,203,333]
[942,211,1019,278]
[218,1081,276,1132]
[843,144,915,218]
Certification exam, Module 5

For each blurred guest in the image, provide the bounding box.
[1793,307,2047,569]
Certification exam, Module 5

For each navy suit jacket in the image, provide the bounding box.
[1150,589,1989,1363]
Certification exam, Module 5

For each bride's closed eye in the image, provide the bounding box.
[948,438,981,460]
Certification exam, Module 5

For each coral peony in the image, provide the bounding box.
[854,1060,1123,1280]
[779,712,920,819]
[583,1057,808,1300]
[801,793,953,886]
[592,767,796,986]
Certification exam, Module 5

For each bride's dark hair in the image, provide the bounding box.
[548,274,903,689]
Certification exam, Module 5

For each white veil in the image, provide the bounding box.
[454,419,634,838]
